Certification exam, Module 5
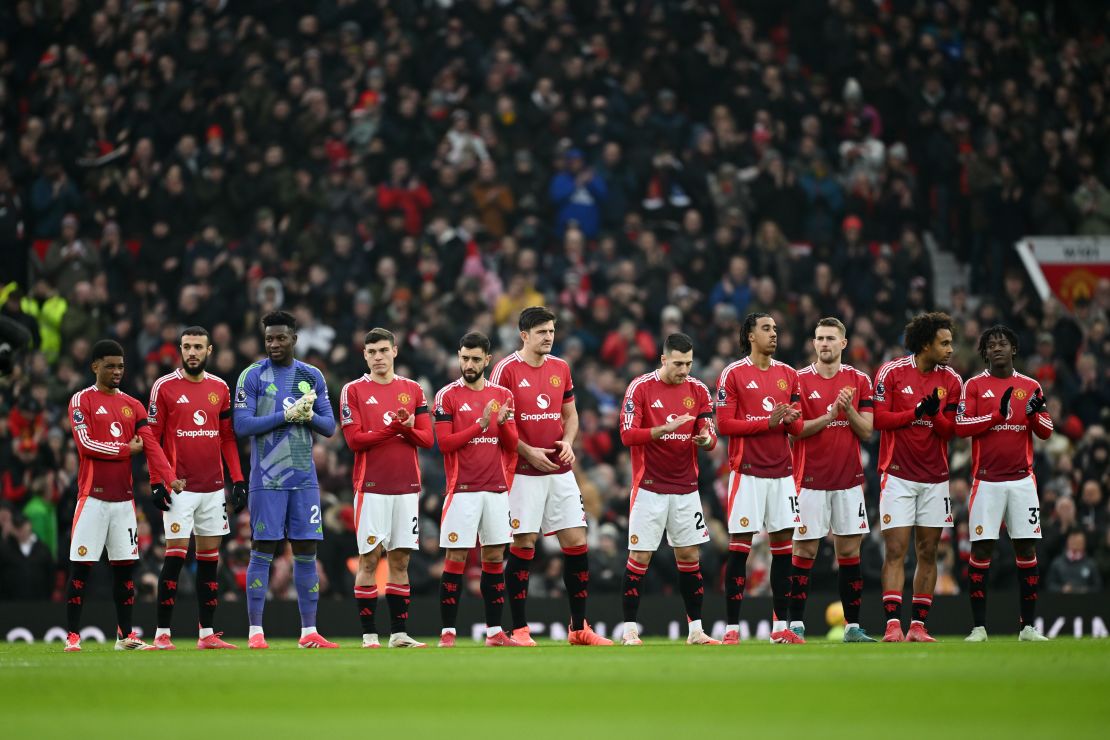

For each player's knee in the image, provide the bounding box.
[1013,540,1038,559]
[556,527,586,549]
[513,532,539,549]
[971,541,994,560]
[629,550,652,566]
[444,549,468,563]
[673,546,699,562]
[358,551,380,574]
[916,542,938,564]
[387,549,411,571]
[794,539,820,559]
[252,540,279,555]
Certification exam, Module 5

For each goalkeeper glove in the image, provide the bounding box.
[230,481,248,513]
[1025,388,1046,416]
[152,483,172,511]
[284,390,316,423]
[998,387,1014,418]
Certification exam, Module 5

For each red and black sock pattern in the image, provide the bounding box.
[911,593,933,626]
[725,542,751,624]
[676,559,704,623]
[439,559,465,630]
[788,555,815,623]
[195,549,220,630]
[837,556,864,625]
[883,591,903,624]
[562,544,590,631]
[156,547,187,629]
[66,562,92,634]
[506,546,534,630]
[354,585,378,634]
[622,558,648,623]
[968,557,991,628]
[769,539,793,623]
[111,560,137,637]
[1017,555,1039,628]
[385,582,411,634]
[480,561,506,630]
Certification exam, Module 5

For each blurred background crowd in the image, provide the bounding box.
[1,0,1108,607]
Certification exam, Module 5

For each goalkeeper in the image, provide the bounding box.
[233,310,338,649]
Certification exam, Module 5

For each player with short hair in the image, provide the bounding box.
[715,313,803,644]
[340,328,434,648]
[490,306,610,646]
[874,312,963,642]
[148,326,246,650]
[956,325,1051,642]
[233,310,337,649]
[64,339,178,652]
[434,331,521,647]
[787,318,876,642]
[619,333,719,646]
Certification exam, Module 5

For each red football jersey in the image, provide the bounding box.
[873,355,963,484]
[70,385,175,502]
[793,364,874,491]
[620,371,716,495]
[956,370,1054,482]
[434,380,518,495]
[715,358,802,478]
[340,374,432,495]
[147,370,243,493]
[489,352,575,476]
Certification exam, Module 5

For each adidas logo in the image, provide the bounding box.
[746,381,758,389]
[366,396,379,405]
[96,406,107,415]
[983,389,995,398]
[651,400,664,409]
[808,390,821,400]
[859,522,867,529]
[901,386,915,395]
[176,395,189,404]
[460,402,472,412]
[248,578,264,589]
[518,379,531,388]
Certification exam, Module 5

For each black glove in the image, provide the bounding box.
[230,481,248,514]
[1025,388,1046,416]
[999,387,1014,418]
[915,388,941,418]
[152,483,172,511]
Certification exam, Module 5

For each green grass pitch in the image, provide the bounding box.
[2,637,1108,738]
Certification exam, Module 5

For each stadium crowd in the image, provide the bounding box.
[1,0,1108,607]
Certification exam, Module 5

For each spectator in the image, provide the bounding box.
[0,513,54,599]
[1047,530,1103,594]
[549,149,607,239]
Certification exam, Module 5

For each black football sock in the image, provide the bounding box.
[111,560,137,637]
[506,546,534,630]
[968,556,991,629]
[676,559,704,623]
[725,542,750,624]
[1016,555,1039,628]
[882,591,903,624]
[439,560,465,630]
[385,582,411,634]
[354,585,378,634]
[562,544,590,631]
[157,546,187,629]
[837,556,864,625]
[66,562,92,634]
[769,539,793,624]
[480,561,506,630]
[911,593,933,626]
[788,555,815,623]
[622,557,648,623]
[195,549,220,631]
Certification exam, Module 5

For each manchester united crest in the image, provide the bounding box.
[739,517,750,527]
[683,396,695,409]
[937,387,947,399]
[550,375,561,387]
[511,519,520,529]
[798,526,808,535]
[882,514,892,524]
[630,534,639,545]
[397,392,412,405]
[490,400,501,413]
[77,546,88,557]
[121,406,133,417]
[777,379,788,391]
[448,532,459,543]
[208,392,220,405]
[170,523,181,534]
[367,535,377,545]
[975,525,983,535]
[1014,388,1028,400]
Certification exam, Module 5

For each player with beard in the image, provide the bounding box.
[147,326,246,649]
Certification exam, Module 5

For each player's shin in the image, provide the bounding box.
[439,559,465,632]
[480,561,507,636]
[66,562,92,634]
[506,545,534,630]
[157,547,188,635]
[837,556,864,626]
[725,541,750,629]
[676,559,705,631]
[769,538,793,631]
[1016,555,1039,628]
[968,556,991,628]
[246,550,274,630]
[788,555,815,628]
[292,553,320,634]
[622,557,648,623]
[111,560,137,637]
[195,549,220,635]
[561,544,589,631]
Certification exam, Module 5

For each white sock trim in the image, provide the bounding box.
[486,626,504,637]
[688,619,703,635]
[155,627,171,638]
[198,627,214,639]
[301,627,316,638]
[248,626,264,638]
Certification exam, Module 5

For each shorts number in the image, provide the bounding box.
[412,516,419,535]
[789,496,799,514]
[694,512,706,530]
[1028,507,1040,525]
[127,527,137,546]
[944,497,951,515]
[858,502,865,518]
[309,505,321,524]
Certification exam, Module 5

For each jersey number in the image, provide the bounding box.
[309,505,321,524]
